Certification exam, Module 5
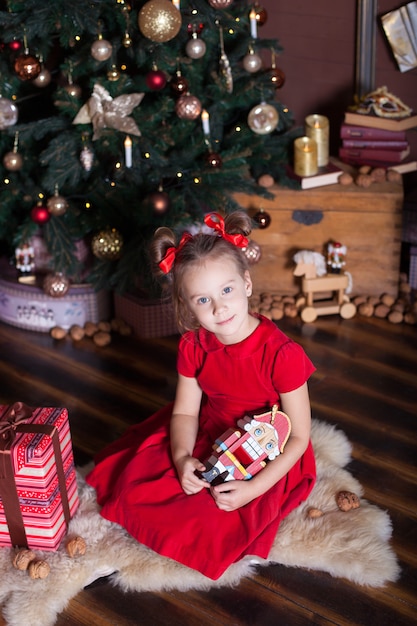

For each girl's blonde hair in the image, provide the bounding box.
[150,211,253,332]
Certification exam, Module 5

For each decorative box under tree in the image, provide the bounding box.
[236,177,404,298]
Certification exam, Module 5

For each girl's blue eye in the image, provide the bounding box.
[223,286,232,294]
[198,297,209,304]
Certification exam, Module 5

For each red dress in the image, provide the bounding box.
[86,315,316,580]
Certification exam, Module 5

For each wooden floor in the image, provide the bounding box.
[0,312,416,626]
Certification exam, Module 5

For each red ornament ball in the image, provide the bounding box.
[205,152,223,168]
[14,53,41,80]
[31,204,51,225]
[9,40,22,51]
[253,209,271,229]
[148,190,170,213]
[170,73,189,96]
[146,69,167,90]
[269,67,286,89]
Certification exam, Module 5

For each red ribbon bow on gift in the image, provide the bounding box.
[158,213,249,274]
[0,402,33,446]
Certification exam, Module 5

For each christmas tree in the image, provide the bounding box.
[0,0,299,295]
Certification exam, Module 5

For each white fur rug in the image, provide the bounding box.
[0,421,400,626]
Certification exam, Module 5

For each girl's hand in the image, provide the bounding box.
[175,455,208,495]
[210,480,257,511]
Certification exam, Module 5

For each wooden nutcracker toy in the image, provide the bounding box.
[196,405,291,486]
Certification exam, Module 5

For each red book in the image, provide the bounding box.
[342,139,409,151]
[339,145,410,165]
[340,123,407,141]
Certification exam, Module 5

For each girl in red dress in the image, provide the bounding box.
[86,212,316,580]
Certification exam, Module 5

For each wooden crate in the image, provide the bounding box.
[235,179,404,297]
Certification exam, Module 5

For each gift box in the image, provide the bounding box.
[114,292,178,338]
[0,403,79,551]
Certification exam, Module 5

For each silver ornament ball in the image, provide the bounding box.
[91,38,113,61]
[186,37,206,59]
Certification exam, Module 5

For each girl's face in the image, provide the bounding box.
[182,255,256,344]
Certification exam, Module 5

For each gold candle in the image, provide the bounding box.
[305,114,329,167]
[294,136,318,177]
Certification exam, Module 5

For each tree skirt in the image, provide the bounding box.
[0,421,400,626]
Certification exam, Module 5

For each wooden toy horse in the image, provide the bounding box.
[293,250,356,323]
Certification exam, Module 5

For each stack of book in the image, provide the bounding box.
[339,110,417,168]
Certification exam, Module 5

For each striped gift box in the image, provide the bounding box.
[0,406,79,551]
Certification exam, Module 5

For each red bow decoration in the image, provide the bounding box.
[159,233,192,274]
[204,213,249,248]
[158,213,249,274]
[0,402,33,445]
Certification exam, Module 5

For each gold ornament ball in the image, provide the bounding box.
[92,228,124,261]
[91,38,113,61]
[107,66,120,81]
[138,0,182,43]
[47,193,68,216]
[43,272,71,297]
[3,151,23,171]
[175,94,202,120]
[14,53,41,80]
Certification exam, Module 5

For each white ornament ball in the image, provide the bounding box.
[186,37,206,59]
[0,98,18,129]
[91,38,113,62]
[247,103,279,135]
[3,151,23,171]
[243,52,262,73]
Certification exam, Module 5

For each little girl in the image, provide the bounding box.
[86,211,316,580]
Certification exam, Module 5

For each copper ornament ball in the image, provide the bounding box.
[14,53,41,80]
[3,151,23,171]
[253,209,271,229]
[91,38,113,61]
[243,240,262,265]
[254,4,268,26]
[269,67,286,89]
[33,67,52,88]
[92,228,124,260]
[47,194,68,217]
[206,152,223,168]
[64,83,82,98]
[208,0,234,8]
[138,0,182,43]
[170,74,189,96]
[175,94,202,120]
[43,272,70,298]
[148,190,170,213]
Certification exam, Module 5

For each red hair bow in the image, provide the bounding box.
[204,213,249,248]
[158,233,192,274]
